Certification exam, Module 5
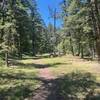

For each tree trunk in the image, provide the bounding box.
[69,33,74,56]
[32,37,36,56]
[18,35,22,59]
[5,52,9,67]
[93,0,100,61]
[81,45,84,58]
[91,41,96,59]
[89,0,100,61]
[77,42,81,56]
[96,40,100,61]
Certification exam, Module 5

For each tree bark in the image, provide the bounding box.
[81,45,84,58]
[5,52,9,67]
[18,35,22,59]
[32,36,36,56]
[69,32,74,56]
[77,42,81,56]
[89,0,100,61]
[93,0,100,61]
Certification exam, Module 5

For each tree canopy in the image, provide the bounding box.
[0,0,100,66]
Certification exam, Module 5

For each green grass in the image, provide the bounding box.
[38,54,100,99]
[58,71,100,99]
[39,55,100,80]
[32,54,100,99]
[0,54,100,100]
[0,65,40,100]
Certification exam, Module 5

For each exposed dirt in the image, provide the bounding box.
[25,56,100,100]
[39,68,55,80]
[26,61,62,100]
[30,79,61,100]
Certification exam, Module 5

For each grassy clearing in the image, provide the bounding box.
[38,54,100,99]
[39,55,100,80]
[15,54,100,81]
[0,63,40,100]
[0,54,100,99]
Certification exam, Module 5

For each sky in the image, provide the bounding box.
[36,0,62,27]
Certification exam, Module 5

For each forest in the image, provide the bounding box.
[0,0,100,100]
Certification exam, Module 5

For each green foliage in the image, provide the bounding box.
[0,0,48,66]
[57,38,71,54]
[59,0,97,58]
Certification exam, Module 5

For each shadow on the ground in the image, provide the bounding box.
[22,54,51,60]
[11,60,71,69]
[0,71,100,100]
[0,75,38,100]
[56,72,100,100]
[30,72,100,100]
[0,84,33,100]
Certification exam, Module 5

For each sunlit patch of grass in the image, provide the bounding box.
[36,55,100,82]
[11,54,100,82]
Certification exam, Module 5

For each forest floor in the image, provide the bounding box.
[0,54,100,100]
[24,54,100,100]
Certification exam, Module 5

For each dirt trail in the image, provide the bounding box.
[28,60,61,100]
[39,68,55,80]
[26,56,100,100]
[31,79,59,100]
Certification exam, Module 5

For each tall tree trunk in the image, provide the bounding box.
[89,42,95,59]
[32,36,36,56]
[93,0,100,61]
[91,42,96,59]
[81,45,84,58]
[89,0,100,61]
[5,52,9,67]
[18,35,22,59]
[77,42,81,56]
[69,32,74,56]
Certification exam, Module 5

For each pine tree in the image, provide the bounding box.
[0,0,17,66]
[60,0,96,59]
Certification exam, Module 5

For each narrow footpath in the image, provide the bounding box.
[22,56,62,100]
[28,67,61,100]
